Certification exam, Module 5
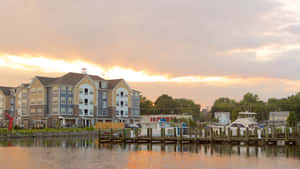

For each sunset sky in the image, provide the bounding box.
[1,0,300,108]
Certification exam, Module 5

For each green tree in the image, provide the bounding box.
[287,111,298,127]
[140,95,154,115]
[154,94,177,114]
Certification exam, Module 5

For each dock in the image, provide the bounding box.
[98,127,300,145]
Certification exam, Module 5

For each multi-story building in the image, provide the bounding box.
[0,87,14,127]
[1,72,141,128]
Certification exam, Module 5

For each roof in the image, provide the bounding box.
[89,74,104,81]
[239,112,256,115]
[50,72,105,86]
[0,86,14,96]
[107,79,123,89]
[51,72,85,85]
[36,76,59,86]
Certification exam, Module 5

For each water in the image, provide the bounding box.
[1,137,300,169]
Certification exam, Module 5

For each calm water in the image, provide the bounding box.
[1,137,300,169]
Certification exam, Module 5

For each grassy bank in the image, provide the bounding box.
[0,127,96,136]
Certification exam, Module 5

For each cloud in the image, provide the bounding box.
[0,0,292,78]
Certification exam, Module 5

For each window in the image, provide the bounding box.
[90,100,93,105]
[68,98,72,104]
[125,101,128,106]
[102,92,107,99]
[84,109,88,115]
[79,99,83,104]
[84,88,88,95]
[79,109,83,115]
[90,109,93,115]
[37,109,42,113]
[103,101,107,108]
[68,109,73,115]
[61,107,66,114]
[61,98,66,104]
[89,90,94,95]
[120,101,124,107]
[117,110,120,116]
[121,110,124,116]
[38,88,42,94]
[84,99,88,105]
[120,92,124,97]
[79,88,83,94]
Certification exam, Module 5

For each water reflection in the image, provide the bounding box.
[1,137,300,169]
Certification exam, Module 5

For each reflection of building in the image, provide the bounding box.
[0,71,141,128]
[214,112,231,125]
[267,111,289,127]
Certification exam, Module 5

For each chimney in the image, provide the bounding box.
[81,68,87,74]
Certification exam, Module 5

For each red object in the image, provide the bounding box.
[5,113,13,131]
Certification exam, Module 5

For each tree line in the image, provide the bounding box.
[210,92,300,124]
[140,94,201,116]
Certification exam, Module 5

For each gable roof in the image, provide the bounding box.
[0,86,13,96]
[36,76,59,86]
[107,79,123,89]
[51,72,104,86]
[89,74,104,81]
[51,72,85,85]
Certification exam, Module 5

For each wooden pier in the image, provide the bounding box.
[98,127,300,145]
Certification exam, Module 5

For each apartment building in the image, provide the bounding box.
[3,72,141,128]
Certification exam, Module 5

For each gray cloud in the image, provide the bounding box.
[0,0,299,80]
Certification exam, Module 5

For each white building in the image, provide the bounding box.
[214,112,231,125]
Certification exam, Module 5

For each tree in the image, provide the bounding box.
[140,95,154,115]
[287,111,298,127]
[154,94,177,114]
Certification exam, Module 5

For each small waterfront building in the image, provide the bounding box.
[141,114,193,123]
[214,112,231,125]
[267,111,289,127]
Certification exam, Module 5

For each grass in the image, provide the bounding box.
[0,127,96,136]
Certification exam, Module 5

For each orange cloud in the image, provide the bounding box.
[1,53,300,90]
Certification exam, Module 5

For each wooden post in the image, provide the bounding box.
[195,128,198,143]
[272,127,275,139]
[237,127,240,137]
[174,128,177,138]
[199,127,202,138]
[180,128,183,143]
[246,127,249,141]
[162,128,165,143]
[227,127,231,142]
[285,127,289,140]
[98,129,102,143]
[265,127,269,141]
[210,128,214,142]
[150,128,153,142]
[110,128,113,141]
[123,128,126,142]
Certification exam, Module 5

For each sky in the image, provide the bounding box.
[1,0,300,108]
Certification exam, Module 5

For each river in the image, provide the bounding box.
[0,136,300,169]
